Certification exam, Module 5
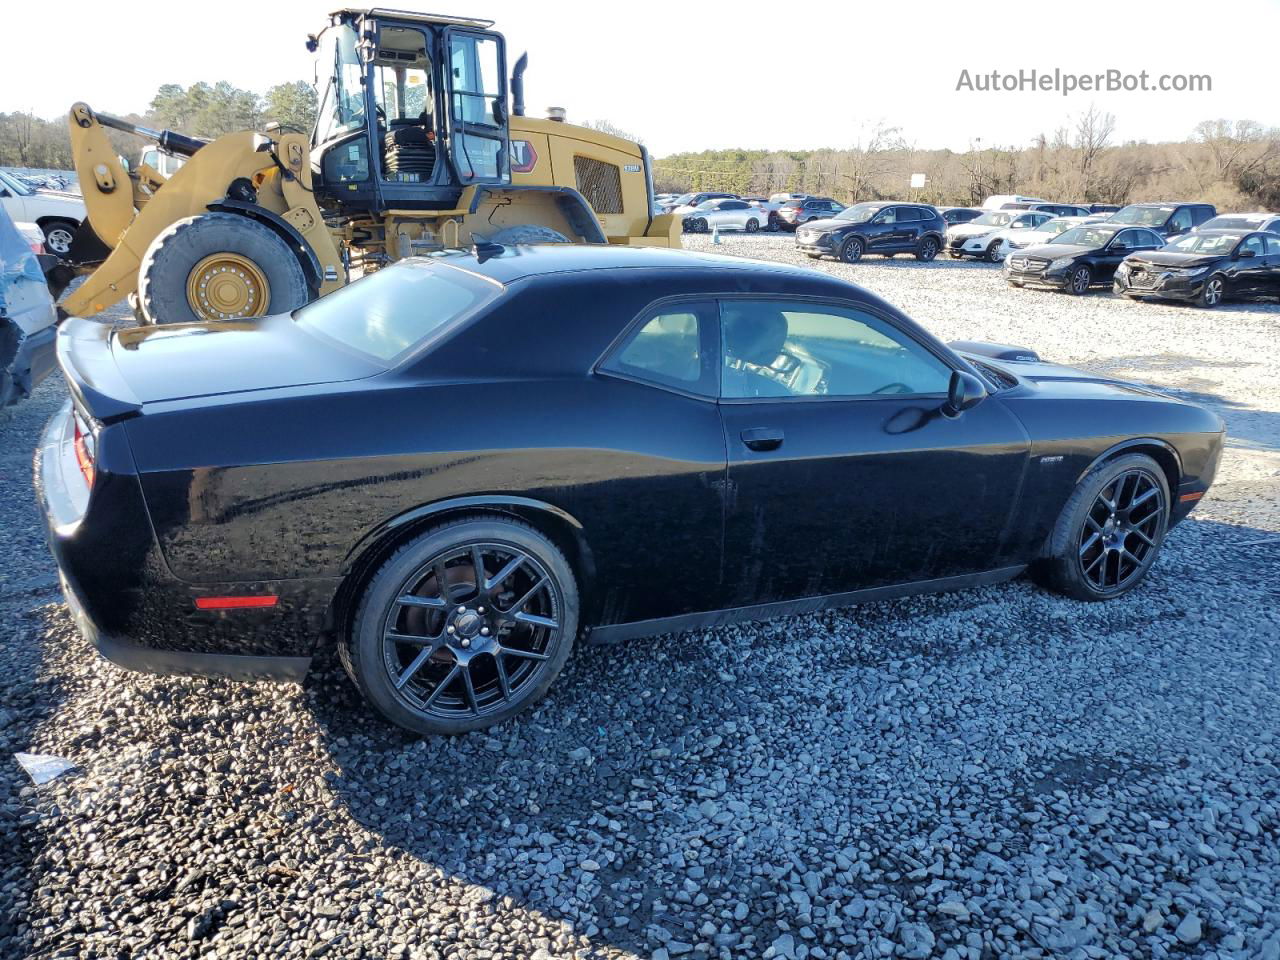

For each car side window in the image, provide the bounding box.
[1170,208,1194,232]
[897,207,920,222]
[1240,235,1266,257]
[876,208,897,224]
[719,300,953,401]
[601,302,717,397]
[1266,236,1280,256]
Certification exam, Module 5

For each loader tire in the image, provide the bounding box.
[137,213,310,325]
[486,224,571,245]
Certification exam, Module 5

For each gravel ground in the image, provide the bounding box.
[1,247,1278,960]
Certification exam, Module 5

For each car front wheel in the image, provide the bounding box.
[985,241,1004,263]
[40,219,78,257]
[1035,453,1170,601]
[839,236,864,263]
[1067,264,1093,295]
[1198,275,1225,308]
[745,218,760,233]
[342,517,579,735]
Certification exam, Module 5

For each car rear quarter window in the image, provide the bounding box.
[719,300,952,400]
[293,261,502,364]
[600,301,718,397]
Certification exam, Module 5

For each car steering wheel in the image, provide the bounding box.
[872,382,913,395]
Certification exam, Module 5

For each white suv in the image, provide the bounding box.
[0,169,87,257]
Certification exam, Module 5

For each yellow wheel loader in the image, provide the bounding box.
[61,8,679,324]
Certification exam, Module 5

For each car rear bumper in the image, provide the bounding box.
[3,315,57,400]
[36,402,338,682]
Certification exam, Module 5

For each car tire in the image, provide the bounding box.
[985,241,1004,263]
[342,516,579,735]
[838,236,864,263]
[1067,264,1093,295]
[488,224,570,245]
[1197,275,1225,308]
[137,213,310,325]
[804,253,822,260]
[745,218,760,233]
[1034,453,1170,601]
[40,219,79,257]
[916,236,940,261]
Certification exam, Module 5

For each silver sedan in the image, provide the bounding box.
[681,198,767,234]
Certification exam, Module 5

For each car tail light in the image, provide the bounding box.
[72,414,95,488]
[195,595,279,610]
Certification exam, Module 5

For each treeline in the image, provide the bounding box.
[0,80,317,170]
[654,109,1280,212]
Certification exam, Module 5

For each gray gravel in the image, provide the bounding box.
[2,250,1278,959]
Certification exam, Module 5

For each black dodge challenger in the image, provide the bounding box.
[37,245,1224,734]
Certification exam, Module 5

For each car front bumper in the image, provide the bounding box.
[35,402,337,683]
[1113,269,1205,301]
[795,231,835,254]
[1003,262,1073,290]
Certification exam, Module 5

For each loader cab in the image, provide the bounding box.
[310,10,510,214]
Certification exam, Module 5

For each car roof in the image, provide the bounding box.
[422,244,847,287]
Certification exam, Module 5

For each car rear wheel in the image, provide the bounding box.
[1198,275,1225,308]
[985,241,1004,263]
[839,237,864,263]
[1067,264,1093,295]
[916,237,940,261]
[342,517,579,735]
[40,220,78,257]
[1034,453,1170,601]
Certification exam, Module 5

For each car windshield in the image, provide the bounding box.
[1038,218,1078,235]
[294,261,502,364]
[1166,233,1240,255]
[695,200,720,210]
[0,170,34,197]
[672,193,695,205]
[1201,216,1259,230]
[834,203,884,223]
[1111,205,1174,226]
[972,211,1014,226]
[1052,226,1120,246]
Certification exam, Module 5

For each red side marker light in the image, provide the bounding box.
[1179,491,1205,503]
[195,595,279,610]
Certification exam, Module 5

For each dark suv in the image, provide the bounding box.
[1109,202,1216,238]
[796,202,947,262]
[777,197,843,230]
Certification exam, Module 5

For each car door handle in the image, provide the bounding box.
[741,427,784,451]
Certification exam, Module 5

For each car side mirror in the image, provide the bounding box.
[943,370,987,418]
[1238,248,1256,258]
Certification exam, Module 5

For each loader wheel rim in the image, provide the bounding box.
[186,253,270,321]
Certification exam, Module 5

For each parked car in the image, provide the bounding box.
[795,202,946,262]
[0,169,87,257]
[1114,229,1280,307]
[1008,202,1093,217]
[37,243,1223,734]
[939,207,983,226]
[997,214,1111,259]
[0,208,58,409]
[982,194,1047,210]
[681,198,767,234]
[1194,212,1280,236]
[1108,202,1216,238]
[946,209,1056,262]
[743,196,785,231]
[664,191,739,215]
[1003,223,1166,294]
[777,197,843,230]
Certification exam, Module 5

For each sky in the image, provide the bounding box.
[2,0,1277,155]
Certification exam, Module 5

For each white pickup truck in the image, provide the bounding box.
[0,169,87,257]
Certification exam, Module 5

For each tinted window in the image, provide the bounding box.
[1239,234,1266,257]
[719,300,952,400]
[723,200,749,210]
[602,302,716,396]
[896,207,921,222]
[1192,206,1215,225]
[1266,236,1280,255]
[1169,208,1194,232]
[294,262,501,364]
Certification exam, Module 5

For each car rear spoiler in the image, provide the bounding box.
[57,316,142,423]
[948,340,1042,363]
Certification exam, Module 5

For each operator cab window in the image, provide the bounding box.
[373,26,437,184]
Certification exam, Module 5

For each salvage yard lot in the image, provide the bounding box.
[1,241,1278,959]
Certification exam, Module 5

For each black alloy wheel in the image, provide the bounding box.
[1076,469,1166,593]
[916,237,939,261]
[344,518,578,734]
[1068,264,1093,295]
[1036,453,1169,600]
[746,218,760,233]
[839,236,864,263]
